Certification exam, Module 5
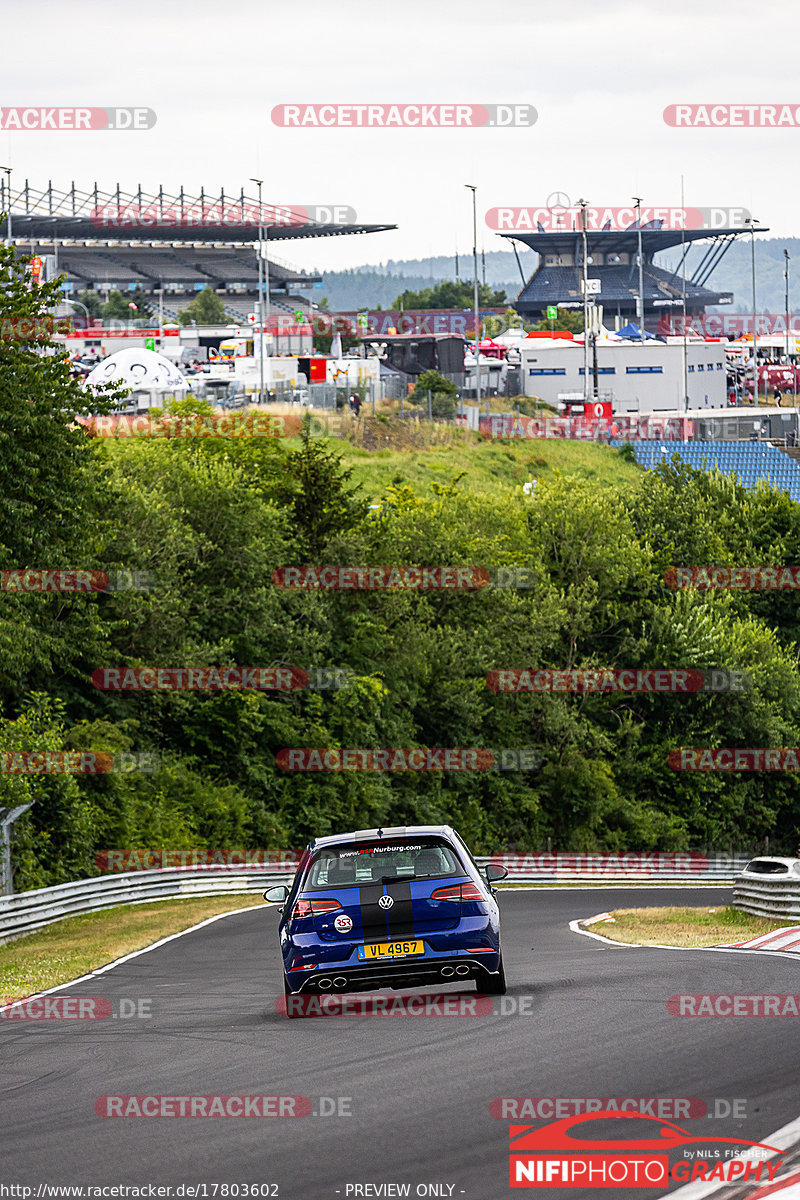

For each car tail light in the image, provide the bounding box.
[289,897,342,921]
[430,882,485,903]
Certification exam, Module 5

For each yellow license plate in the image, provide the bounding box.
[357,940,423,961]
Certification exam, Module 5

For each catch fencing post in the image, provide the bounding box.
[0,805,32,896]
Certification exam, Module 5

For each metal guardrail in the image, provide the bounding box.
[0,854,748,945]
[733,857,800,919]
[0,865,294,945]
[482,854,747,884]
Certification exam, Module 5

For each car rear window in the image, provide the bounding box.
[305,838,464,890]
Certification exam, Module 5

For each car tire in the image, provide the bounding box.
[482,953,506,996]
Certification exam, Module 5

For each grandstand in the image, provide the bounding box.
[502,220,768,329]
[0,180,396,320]
[627,440,800,502]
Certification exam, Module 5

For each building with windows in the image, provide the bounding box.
[520,336,727,412]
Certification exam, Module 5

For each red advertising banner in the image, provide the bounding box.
[62,328,180,339]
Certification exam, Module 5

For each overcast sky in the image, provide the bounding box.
[1,0,796,276]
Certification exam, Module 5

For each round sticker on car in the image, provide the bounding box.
[334,913,353,933]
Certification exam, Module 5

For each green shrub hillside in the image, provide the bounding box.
[3,246,800,886]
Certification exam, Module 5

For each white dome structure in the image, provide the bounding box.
[85,347,189,393]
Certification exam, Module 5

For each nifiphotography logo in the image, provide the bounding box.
[507,1111,782,1188]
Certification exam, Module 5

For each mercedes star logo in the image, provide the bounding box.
[546,191,571,212]
[378,894,394,910]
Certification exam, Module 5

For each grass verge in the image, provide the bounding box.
[0,894,261,1001]
[600,905,797,947]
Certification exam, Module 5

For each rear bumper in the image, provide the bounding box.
[287,953,501,994]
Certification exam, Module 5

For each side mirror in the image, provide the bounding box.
[263,884,289,903]
[485,864,508,883]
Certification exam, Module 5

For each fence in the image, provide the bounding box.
[732,858,800,919]
[0,865,295,945]
[0,853,749,945]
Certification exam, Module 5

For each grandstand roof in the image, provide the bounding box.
[0,181,396,244]
[500,225,768,256]
[516,261,731,313]
[503,224,765,318]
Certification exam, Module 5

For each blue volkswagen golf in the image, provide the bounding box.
[264,825,507,1010]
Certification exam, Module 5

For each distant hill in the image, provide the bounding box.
[303,250,536,311]
[304,239,800,314]
[660,237,800,314]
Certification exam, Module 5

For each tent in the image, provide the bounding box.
[573,327,623,345]
[615,322,657,341]
[85,347,189,393]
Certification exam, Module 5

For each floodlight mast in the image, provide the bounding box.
[1,165,12,246]
[465,184,481,406]
[746,216,759,404]
[633,196,645,340]
[579,199,590,404]
[785,249,794,408]
[251,177,265,405]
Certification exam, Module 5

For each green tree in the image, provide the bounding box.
[0,242,119,699]
[1,695,99,890]
[126,285,154,320]
[483,308,537,338]
[102,289,139,321]
[532,306,584,334]
[391,281,506,310]
[313,331,360,355]
[74,289,104,320]
[178,287,227,325]
[410,370,458,418]
[271,416,369,557]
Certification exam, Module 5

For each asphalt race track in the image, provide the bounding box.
[3,887,800,1199]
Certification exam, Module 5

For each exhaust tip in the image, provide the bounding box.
[456,964,470,976]
[318,977,333,990]
[333,977,348,988]
[441,965,455,977]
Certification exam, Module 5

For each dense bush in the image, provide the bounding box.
[4,250,800,884]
